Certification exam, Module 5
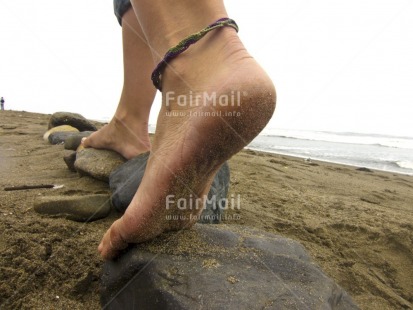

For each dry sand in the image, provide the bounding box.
[0,111,412,309]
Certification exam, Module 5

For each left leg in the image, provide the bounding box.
[83,7,155,159]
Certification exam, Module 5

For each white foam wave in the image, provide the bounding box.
[260,129,413,150]
[396,161,413,170]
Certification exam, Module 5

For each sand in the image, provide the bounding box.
[0,111,412,309]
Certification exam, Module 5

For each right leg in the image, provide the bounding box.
[98,0,276,259]
[83,7,156,159]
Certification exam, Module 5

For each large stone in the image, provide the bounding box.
[101,224,358,309]
[43,125,79,141]
[34,194,111,222]
[48,112,97,132]
[109,154,230,223]
[64,131,94,150]
[75,148,126,182]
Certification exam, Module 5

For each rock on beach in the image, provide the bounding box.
[34,194,111,222]
[48,112,97,132]
[48,131,80,145]
[74,148,126,182]
[64,131,94,150]
[101,224,358,309]
[43,125,79,141]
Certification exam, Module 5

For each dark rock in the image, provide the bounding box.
[109,152,149,212]
[48,111,97,131]
[34,194,111,222]
[109,154,230,223]
[63,151,77,172]
[101,224,358,310]
[64,131,94,150]
[75,149,126,182]
[199,162,230,224]
[356,167,373,173]
[48,131,79,145]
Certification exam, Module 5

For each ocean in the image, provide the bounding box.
[247,129,413,176]
[148,125,413,175]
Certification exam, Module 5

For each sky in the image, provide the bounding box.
[1,0,412,137]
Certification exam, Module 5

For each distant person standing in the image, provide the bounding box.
[0,97,4,111]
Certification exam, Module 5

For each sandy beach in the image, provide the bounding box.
[0,111,412,309]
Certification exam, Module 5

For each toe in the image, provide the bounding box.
[81,137,88,147]
[99,218,129,260]
[81,131,99,148]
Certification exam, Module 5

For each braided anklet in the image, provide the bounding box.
[151,17,239,91]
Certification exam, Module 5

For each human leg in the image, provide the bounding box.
[83,7,156,159]
[98,0,276,259]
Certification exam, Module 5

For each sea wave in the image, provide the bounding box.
[396,160,413,170]
[247,145,413,175]
[260,129,413,150]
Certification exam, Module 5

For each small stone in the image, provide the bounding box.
[356,167,373,173]
[75,149,126,182]
[64,131,94,150]
[34,194,111,222]
[48,112,97,131]
[227,276,239,284]
[63,151,77,172]
[43,125,79,141]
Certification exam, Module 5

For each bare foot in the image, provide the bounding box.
[82,116,151,160]
[98,28,276,259]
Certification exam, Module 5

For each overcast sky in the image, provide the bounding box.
[1,0,412,137]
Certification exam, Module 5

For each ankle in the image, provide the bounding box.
[161,28,247,92]
[143,7,229,59]
[112,114,150,136]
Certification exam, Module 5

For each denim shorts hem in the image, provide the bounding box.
[114,0,131,26]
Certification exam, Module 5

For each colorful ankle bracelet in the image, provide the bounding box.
[151,17,239,91]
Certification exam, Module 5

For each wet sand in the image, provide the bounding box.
[0,111,412,309]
